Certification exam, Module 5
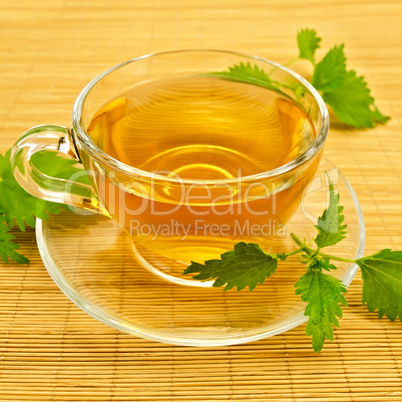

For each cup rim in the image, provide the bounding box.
[72,49,329,184]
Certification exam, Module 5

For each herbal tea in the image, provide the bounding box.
[88,75,318,264]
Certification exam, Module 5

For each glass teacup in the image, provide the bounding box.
[11,50,329,286]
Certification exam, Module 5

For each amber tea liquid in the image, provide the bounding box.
[88,76,318,264]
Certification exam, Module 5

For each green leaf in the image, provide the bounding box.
[314,176,347,248]
[0,147,92,263]
[183,242,278,291]
[209,62,272,85]
[323,70,390,128]
[30,150,92,185]
[0,150,62,230]
[206,62,292,100]
[276,252,289,261]
[297,28,321,63]
[30,150,93,200]
[311,258,337,272]
[370,105,391,124]
[295,268,347,352]
[312,44,346,92]
[357,249,402,322]
[0,221,29,264]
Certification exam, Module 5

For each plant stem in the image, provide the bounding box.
[291,233,356,263]
[290,233,304,247]
[286,248,304,257]
[290,233,315,257]
[318,252,356,263]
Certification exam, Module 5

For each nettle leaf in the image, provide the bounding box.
[370,105,390,124]
[0,221,29,264]
[311,259,337,272]
[184,242,278,291]
[312,44,346,92]
[206,62,291,99]
[323,70,390,129]
[209,62,272,85]
[0,150,62,230]
[297,28,321,63]
[314,177,347,248]
[295,269,347,352]
[30,150,92,185]
[357,249,402,322]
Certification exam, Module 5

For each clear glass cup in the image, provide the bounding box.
[11,50,329,286]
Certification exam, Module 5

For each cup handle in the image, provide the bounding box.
[11,124,107,215]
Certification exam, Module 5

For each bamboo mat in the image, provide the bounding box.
[1,0,402,400]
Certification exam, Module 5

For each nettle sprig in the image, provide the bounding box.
[208,28,389,129]
[184,177,402,352]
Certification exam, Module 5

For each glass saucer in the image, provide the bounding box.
[36,159,365,346]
